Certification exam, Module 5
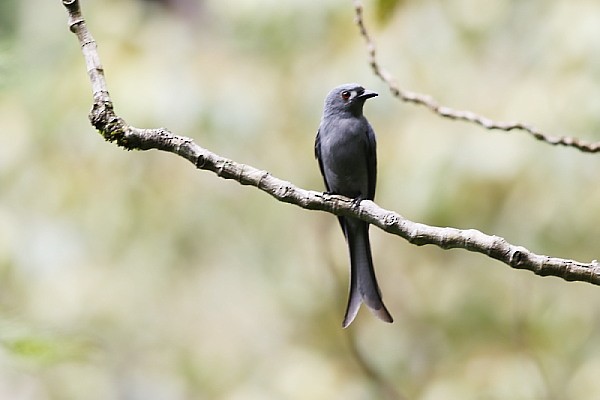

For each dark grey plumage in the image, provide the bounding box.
[315,83,393,328]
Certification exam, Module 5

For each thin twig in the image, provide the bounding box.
[62,0,600,289]
[353,0,600,153]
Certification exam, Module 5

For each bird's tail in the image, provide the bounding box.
[342,218,393,328]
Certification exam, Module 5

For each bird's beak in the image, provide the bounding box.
[357,89,378,100]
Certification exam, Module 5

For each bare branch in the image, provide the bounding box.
[352,0,600,153]
[62,0,600,287]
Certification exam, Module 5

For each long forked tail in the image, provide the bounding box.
[342,218,393,328]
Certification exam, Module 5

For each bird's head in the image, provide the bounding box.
[323,83,378,117]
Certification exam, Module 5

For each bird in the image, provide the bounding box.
[315,83,393,328]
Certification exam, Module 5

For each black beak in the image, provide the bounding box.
[357,89,378,100]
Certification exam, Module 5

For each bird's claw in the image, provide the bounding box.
[351,195,365,209]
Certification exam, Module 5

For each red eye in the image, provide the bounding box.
[341,91,351,100]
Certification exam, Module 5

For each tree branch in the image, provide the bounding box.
[62,0,600,287]
[352,0,600,153]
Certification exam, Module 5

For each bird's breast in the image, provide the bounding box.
[318,118,370,198]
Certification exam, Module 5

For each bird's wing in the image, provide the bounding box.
[316,128,346,233]
[365,123,377,201]
[315,129,331,193]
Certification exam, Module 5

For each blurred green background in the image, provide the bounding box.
[2,0,600,398]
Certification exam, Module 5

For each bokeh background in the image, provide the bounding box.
[2,0,600,398]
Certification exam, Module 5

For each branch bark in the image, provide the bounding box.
[62,0,600,286]
[352,0,600,153]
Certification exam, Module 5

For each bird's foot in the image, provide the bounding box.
[351,195,366,209]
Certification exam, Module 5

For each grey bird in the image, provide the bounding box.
[315,83,393,328]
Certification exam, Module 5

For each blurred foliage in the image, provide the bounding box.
[1,0,600,398]
[2,330,93,367]
[375,0,403,25]
[0,0,17,40]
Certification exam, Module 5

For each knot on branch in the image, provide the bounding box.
[510,248,525,268]
[383,212,400,227]
[195,154,206,169]
[89,100,131,149]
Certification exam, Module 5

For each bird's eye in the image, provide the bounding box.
[341,91,351,100]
